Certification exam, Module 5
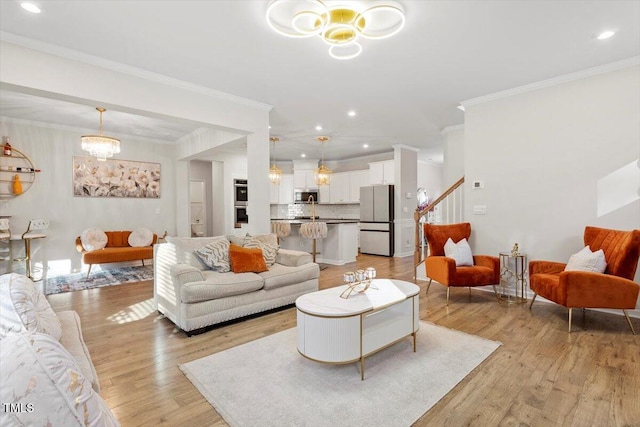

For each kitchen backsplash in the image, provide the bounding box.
[271,203,360,219]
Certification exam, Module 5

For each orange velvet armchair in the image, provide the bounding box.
[423,222,500,305]
[529,226,640,334]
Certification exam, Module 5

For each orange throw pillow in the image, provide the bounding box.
[229,243,268,273]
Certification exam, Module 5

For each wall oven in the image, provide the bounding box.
[234,179,248,205]
[234,179,248,227]
[234,205,248,225]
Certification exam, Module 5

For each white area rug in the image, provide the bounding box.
[180,321,501,427]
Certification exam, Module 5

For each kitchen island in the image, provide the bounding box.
[271,218,359,265]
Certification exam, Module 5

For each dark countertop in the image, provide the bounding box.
[271,218,359,225]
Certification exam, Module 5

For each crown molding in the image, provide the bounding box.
[0,31,273,112]
[441,124,464,135]
[462,56,640,108]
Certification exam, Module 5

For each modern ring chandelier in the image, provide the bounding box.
[266,0,405,60]
[81,107,121,161]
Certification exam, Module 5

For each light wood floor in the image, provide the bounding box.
[47,254,640,427]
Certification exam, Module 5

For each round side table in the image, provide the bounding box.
[498,252,527,304]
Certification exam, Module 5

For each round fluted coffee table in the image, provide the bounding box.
[295,278,419,380]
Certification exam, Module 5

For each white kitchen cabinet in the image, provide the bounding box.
[318,183,331,204]
[269,181,279,204]
[279,174,294,204]
[294,169,316,188]
[349,170,368,202]
[330,172,350,203]
[270,174,294,204]
[369,160,394,185]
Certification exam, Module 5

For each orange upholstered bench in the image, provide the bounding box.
[75,231,158,278]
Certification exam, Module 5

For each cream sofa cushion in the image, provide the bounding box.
[275,249,313,267]
[259,263,320,291]
[0,332,119,427]
[0,273,62,340]
[180,271,264,303]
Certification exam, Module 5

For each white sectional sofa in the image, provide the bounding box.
[0,273,119,426]
[154,234,319,334]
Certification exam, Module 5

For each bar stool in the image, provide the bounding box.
[271,221,291,245]
[300,221,327,263]
[13,219,49,280]
[0,218,11,273]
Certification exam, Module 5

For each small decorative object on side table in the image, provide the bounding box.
[498,249,527,304]
[511,243,519,257]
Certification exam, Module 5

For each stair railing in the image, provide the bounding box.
[413,176,465,282]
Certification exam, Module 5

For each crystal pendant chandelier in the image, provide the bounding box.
[314,136,332,185]
[81,107,121,161]
[269,137,282,184]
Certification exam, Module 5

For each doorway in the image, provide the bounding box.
[190,180,206,237]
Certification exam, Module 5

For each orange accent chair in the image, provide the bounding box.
[529,226,640,334]
[423,222,500,305]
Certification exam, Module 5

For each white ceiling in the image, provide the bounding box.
[0,0,638,163]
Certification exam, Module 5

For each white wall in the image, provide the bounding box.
[393,145,418,257]
[417,161,443,201]
[189,160,213,236]
[0,120,176,276]
[442,125,465,188]
[464,62,640,309]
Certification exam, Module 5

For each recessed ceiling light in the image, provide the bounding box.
[597,30,616,40]
[348,110,356,117]
[315,125,322,131]
[268,125,271,129]
[301,153,306,158]
[363,144,369,148]
[457,105,465,112]
[21,2,41,13]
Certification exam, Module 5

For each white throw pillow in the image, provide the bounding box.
[565,246,607,273]
[244,235,279,267]
[0,273,62,340]
[194,237,231,272]
[443,237,474,266]
[80,228,108,251]
[0,332,120,427]
[166,236,226,270]
[128,227,154,247]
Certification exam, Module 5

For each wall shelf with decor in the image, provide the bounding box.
[0,147,39,199]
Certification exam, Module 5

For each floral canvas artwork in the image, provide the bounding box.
[73,156,161,198]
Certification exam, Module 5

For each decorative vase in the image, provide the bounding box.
[12,174,22,195]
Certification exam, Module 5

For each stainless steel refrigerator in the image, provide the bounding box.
[359,185,394,256]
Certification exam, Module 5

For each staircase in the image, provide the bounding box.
[413,176,465,282]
